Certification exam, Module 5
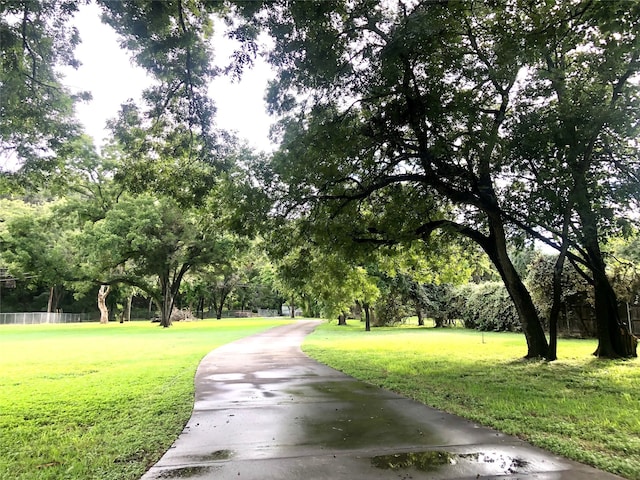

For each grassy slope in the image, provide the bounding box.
[303,321,640,480]
[0,319,290,480]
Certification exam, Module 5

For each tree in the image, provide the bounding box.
[0,1,86,172]
[232,0,550,357]
[55,136,125,221]
[234,0,639,358]
[0,199,74,313]
[77,193,222,327]
[260,217,378,322]
[1,1,227,187]
[99,0,229,199]
[97,284,110,324]
[527,253,594,336]
[185,234,253,320]
[505,1,640,357]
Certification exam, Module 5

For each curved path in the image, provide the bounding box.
[141,320,623,480]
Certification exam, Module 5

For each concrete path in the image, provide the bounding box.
[141,320,624,480]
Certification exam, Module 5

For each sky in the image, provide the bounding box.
[62,3,276,152]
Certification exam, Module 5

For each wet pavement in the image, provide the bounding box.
[141,320,625,480]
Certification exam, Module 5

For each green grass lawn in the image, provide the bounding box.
[303,321,640,480]
[0,318,290,480]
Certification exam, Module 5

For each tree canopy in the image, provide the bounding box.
[0,0,86,172]
[232,0,639,358]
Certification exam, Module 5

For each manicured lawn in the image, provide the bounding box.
[303,321,640,480]
[0,318,291,480]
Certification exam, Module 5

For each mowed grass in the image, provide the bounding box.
[0,318,291,480]
[303,321,640,480]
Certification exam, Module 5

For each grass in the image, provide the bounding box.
[0,318,290,480]
[303,320,640,480]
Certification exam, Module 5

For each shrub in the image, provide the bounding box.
[372,289,411,326]
[455,282,520,332]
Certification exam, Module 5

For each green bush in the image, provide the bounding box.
[453,282,521,332]
[372,288,411,326]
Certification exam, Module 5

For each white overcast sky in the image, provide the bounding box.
[62,3,276,152]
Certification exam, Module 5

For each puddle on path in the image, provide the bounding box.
[207,373,245,381]
[209,449,234,460]
[156,466,214,478]
[298,381,440,448]
[371,450,530,475]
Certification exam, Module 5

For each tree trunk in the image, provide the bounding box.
[364,303,371,331]
[212,296,221,320]
[575,195,637,358]
[159,276,174,328]
[547,254,566,361]
[198,297,204,320]
[483,218,549,358]
[98,285,110,324]
[46,285,65,314]
[590,250,637,358]
[547,208,572,361]
[213,286,231,320]
[338,313,347,325]
[47,286,54,314]
[290,295,296,319]
[50,285,64,313]
[124,293,132,322]
[417,309,424,326]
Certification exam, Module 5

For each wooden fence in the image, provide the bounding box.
[562,303,640,337]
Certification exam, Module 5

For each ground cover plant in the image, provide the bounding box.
[0,318,290,480]
[303,321,640,480]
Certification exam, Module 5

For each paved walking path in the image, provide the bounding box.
[141,320,624,480]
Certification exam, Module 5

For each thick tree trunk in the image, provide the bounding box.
[47,286,54,314]
[159,276,174,328]
[364,303,371,331]
[338,313,347,325]
[46,285,64,313]
[590,250,637,358]
[213,287,231,319]
[417,309,425,326]
[547,255,565,361]
[123,293,132,322]
[98,285,110,324]
[49,285,64,313]
[483,219,549,358]
[575,197,637,358]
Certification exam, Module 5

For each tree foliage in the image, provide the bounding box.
[235,0,551,356]
[0,0,87,171]
[76,192,226,326]
[233,0,640,358]
[0,198,74,312]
